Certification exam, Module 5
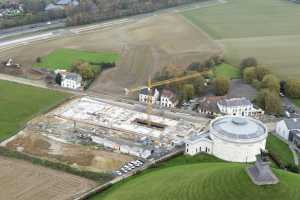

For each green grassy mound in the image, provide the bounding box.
[0,80,69,141]
[34,48,120,70]
[91,162,300,200]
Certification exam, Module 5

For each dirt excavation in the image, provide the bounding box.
[0,13,222,94]
[6,130,134,173]
[0,156,96,200]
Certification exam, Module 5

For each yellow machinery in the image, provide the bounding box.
[125,72,204,126]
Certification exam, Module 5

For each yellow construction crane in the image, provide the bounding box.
[125,72,205,126]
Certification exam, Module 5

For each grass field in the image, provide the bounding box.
[214,63,240,79]
[181,0,300,79]
[0,80,69,141]
[292,99,300,108]
[90,154,300,200]
[34,48,120,70]
[266,134,294,166]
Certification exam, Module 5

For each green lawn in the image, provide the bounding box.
[90,155,300,200]
[214,63,240,79]
[0,80,70,141]
[291,99,300,108]
[34,48,120,70]
[181,0,300,79]
[266,134,294,166]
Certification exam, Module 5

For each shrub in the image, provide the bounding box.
[240,57,258,72]
[243,67,257,84]
[261,74,280,93]
[255,89,282,114]
[256,66,271,81]
[214,76,230,96]
[268,151,285,169]
[286,163,299,173]
[251,79,261,90]
[36,57,42,63]
[286,79,300,98]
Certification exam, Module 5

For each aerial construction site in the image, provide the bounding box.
[4,96,208,173]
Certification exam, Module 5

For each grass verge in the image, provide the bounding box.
[266,134,294,167]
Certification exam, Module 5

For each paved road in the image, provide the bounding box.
[0,20,65,40]
[0,73,47,88]
[282,97,300,117]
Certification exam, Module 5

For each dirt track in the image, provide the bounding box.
[0,156,96,200]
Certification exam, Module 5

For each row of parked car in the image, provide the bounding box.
[115,160,144,176]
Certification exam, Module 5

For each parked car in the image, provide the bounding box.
[127,163,135,168]
[121,168,128,173]
[135,160,144,165]
[130,161,141,167]
[124,165,132,171]
[115,170,122,176]
[137,160,144,164]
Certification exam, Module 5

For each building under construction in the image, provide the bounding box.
[48,96,206,159]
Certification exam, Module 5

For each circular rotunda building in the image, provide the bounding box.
[209,116,268,162]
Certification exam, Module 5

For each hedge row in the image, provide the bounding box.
[0,147,113,183]
[268,151,300,174]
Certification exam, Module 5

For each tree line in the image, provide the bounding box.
[153,56,229,104]
[1,0,210,29]
[65,0,210,26]
[240,57,300,114]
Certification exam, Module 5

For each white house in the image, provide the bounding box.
[61,72,82,90]
[185,132,213,155]
[160,89,178,108]
[217,97,264,118]
[276,118,300,141]
[139,88,159,105]
[185,116,268,163]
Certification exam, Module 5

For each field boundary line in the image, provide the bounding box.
[216,34,300,42]
[175,0,227,12]
[178,14,224,51]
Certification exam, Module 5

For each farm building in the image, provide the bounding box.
[217,97,264,118]
[185,116,268,162]
[160,89,178,108]
[61,72,82,90]
[276,118,300,142]
[139,88,159,105]
[197,96,225,116]
[197,97,264,118]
